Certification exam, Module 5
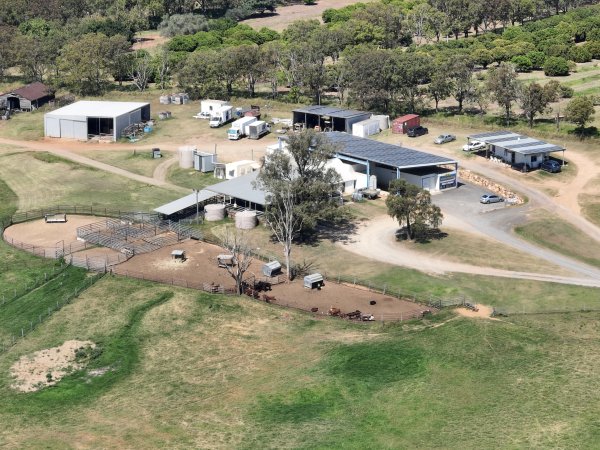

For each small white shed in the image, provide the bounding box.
[352,118,381,138]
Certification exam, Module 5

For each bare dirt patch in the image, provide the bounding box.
[3,215,122,260]
[10,340,95,392]
[455,304,494,318]
[115,240,424,319]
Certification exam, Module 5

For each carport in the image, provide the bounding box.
[292,106,371,133]
[467,130,565,170]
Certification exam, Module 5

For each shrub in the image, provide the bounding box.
[159,13,209,37]
[544,56,570,76]
[472,48,493,68]
[569,46,592,63]
[526,51,546,69]
[559,84,574,98]
[583,41,600,59]
[511,55,533,72]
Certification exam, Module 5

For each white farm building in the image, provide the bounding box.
[44,101,151,141]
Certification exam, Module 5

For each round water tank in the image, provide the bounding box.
[178,146,195,168]
[204,203,226,221]
[235,210,257,229]
[374,115,390,130]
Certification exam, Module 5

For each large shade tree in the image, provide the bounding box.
[255,130,341,279]
[386,179,443,241]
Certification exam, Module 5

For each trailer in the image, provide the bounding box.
[228,116,257,140]
[248,120,269,140]
[209,105,234,127]
[234,105,261,119]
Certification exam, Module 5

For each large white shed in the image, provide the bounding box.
[44,101,151,141]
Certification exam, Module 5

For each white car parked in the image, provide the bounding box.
[462,140,487,152]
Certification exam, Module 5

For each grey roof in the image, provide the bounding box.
[205,171,266,206]
[324,132,457,169]
[154,190,215,215]
[468,130,565,155]
[293,105,370,119]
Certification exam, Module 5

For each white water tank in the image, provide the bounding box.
[205,203,226,221]
[235,210,257,229]
[178,146,195,168]
[369,175,377,189]
[372,114,390,130]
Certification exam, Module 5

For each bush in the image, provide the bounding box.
[511,55,533,72]
[159,13,209,37]
[569,46,592,63]
[472,48,493,68]
[526,51,546,69]
[544,56,570,76]
[559,84,574,98]
[584,41,600,59]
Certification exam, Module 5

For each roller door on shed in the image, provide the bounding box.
[422,175,437,191]
[59,119,87,139]
[45,117,60,137]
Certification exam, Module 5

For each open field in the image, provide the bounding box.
[1,275,600,447]
[516,210,600,269]
[241,0,375,31]
[78,149,169,178]
[0,151,180,211]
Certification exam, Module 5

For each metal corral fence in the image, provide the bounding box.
[2,206,201,271]
[0,272,105,354]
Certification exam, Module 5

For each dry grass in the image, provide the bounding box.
[0,151,179,211]
[77,149,169,178]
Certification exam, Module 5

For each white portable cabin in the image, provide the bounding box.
[352,118,381,138]
[200,100,230,115]
[214,160,260,180]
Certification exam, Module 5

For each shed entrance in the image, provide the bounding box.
[87,117,114,137]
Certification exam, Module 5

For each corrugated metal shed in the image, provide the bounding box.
[206,171,266,206]
[324,132,456,169]
[467,130,565,156]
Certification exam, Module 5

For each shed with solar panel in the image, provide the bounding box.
[466,130,565,171]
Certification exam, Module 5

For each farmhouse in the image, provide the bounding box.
[44,101,151,141]
[0,82,54,111]
[467,130,566,170]
[292,106,372,133]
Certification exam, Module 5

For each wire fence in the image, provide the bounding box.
[0,264,68,309]
[0,272,105,354]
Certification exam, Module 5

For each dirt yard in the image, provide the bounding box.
[115,240,425,319]
[3,216,123,260]
[10,340,96,392]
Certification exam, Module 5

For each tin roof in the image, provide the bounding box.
[293,105,371,119]
[468,130,565,155]
[324,132,456,169]
[1,82,52,101]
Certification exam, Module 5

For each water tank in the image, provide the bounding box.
[372,114,390,130]
[235,210,257,229]
[369,175,377,189]
[204,204,226,221]
[178,146,195,168]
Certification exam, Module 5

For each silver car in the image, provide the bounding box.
[480,194,504,204]
[434,134,456,144]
